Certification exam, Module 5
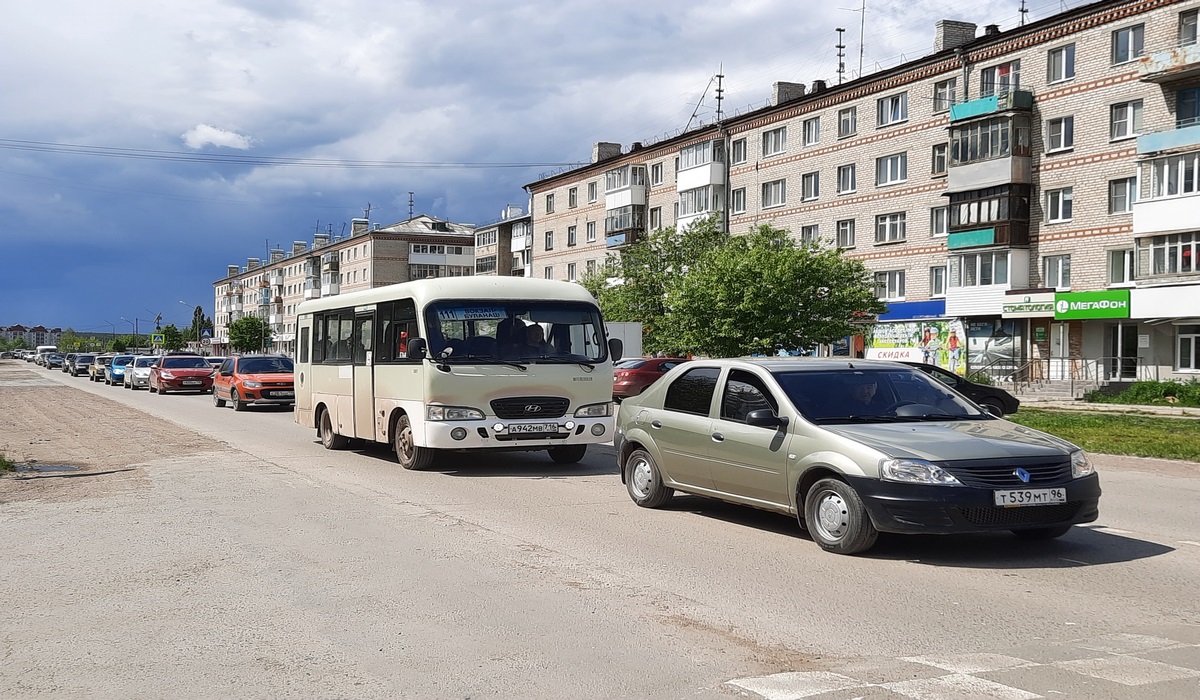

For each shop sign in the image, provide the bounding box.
[1053,290,1130,320]
[1003,292,1055,318]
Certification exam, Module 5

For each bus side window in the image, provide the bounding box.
[299,327,310,363]
[313,315,326,363]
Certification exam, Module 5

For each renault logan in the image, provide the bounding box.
[614,358,1100,555]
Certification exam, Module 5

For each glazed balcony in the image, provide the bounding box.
[946,221,1029,250]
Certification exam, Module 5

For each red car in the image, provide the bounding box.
[212,355,295,411]
[149,354,215,394]
[613,357,690,400]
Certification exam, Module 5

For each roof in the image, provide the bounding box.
[690,357,913,373]
[296,276,599,316]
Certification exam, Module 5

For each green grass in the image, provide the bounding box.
[1006,409,1200,462]
[0,451,13,472]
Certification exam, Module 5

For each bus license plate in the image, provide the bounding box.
[994,488,1066,507]
[508,422,559,434]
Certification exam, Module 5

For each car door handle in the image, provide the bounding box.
[650,420,662,429]
[711,432,724,442]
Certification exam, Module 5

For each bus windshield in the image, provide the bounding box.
[424,300,608,364]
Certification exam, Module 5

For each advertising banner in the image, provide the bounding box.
[1054,290,1130,320]
[866,319,966,375]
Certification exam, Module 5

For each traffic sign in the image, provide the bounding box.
[201,329,212,339]
[151,333,165,345]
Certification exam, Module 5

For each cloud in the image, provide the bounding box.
[181,124,253,150]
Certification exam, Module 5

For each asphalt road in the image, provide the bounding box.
[4,366,1200,699]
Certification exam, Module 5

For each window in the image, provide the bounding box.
[951,251,1010,287]
[762,127,787,156]
[803,116,820,146]
[475,255,497,274]
[1044,254,1071,289]
[605,165,645,192]
[877,92,908,126]
[933,78,957,113]
[874,270,906,300]
[587,182,597,203]
[1149,153,1200,197]
[731,138,747,164]
[1108,249,1135,285]
[731,188,746,214]
[930,266,947,297]
[649,207,662,230]
[545,193,555,214]
[476,230,498,247]
[1045,188,1073,222]
[875,212,907,243]
[1046,116,1074,152]
[721,370,778,422]
[650,163,663,186]
[950,115,1032,165]
[586,221,597,242]
[837,164,856,194]
[567,263,577,282]
[1109,177,1137,214]
[1182,9,1199,45]
[838,107,857,138]
[568,187,578,208]
[801,172,820,201]
[981,60,1021,97]
[678,187,710,217]
[1111,100,1143,140]
[1047,44,1076,83]
[1178,87,1200,128]
[1178,325,1200,370]
[837,219,855,248]
[1140,232,1200,275]
[544,265,553,280]
[1112,24,1145,64]
[567,225,577,247]
[931,143,948,175]
[663,366,721,415]
[762,179,787,208]
[931,206,948,237]
[876,152,907,186]
[679,140,723,170]
[586,259,597,276]
[544,230,554,250]
[800,224,819,243]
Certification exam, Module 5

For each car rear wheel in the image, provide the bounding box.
[624,448,673,508]
[1011,525,1072,540]
[979,398,1005,416]
[548,445,587,464]
[213,389,226,408]
[804,478,878,555]
[319,409,349,450]
[394,414,435,470]
[231,389,245,412]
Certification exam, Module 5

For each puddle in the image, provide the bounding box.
[15,464,82,474]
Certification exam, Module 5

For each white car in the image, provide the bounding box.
[124,356,160,390]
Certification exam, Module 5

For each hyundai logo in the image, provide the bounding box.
[1014,467,1031,483]
[524,404,543,413]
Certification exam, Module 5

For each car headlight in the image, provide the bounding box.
[427,405,484,421]
[880,458,962,485]
[574,402,612,418]
[1070,450,1094,478]
[160,371,175,379]
[243,381,262,388]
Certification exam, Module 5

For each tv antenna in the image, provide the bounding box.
[685,68,724,132]
[840,1,867,78]
[836,28,847,84]
[408,192,415,218]
[362,202,372,220]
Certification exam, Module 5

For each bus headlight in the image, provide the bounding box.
[574,403,612,418]
[427,405,484,421]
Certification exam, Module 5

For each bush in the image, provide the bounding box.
[0,451,13,472]
[1086,380,1200,407]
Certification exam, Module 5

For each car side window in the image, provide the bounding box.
[220,359,233,373]
[720,369,779,423]
[929,367,957,387]
[663,367,720,416]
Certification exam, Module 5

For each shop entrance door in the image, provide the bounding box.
[1107,323,1139,380]
[1049,322,1069,380]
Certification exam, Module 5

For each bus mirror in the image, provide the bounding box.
[608,338,623,362]
[406,338,427,360]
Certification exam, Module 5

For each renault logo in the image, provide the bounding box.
[524,405,543,413]
[1014,467,1031,483]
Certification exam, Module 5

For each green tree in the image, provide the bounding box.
[58,329,84,352]
[160,324,185,351]
[187,305,205,342]
[111,337,128,353]
[227,316,272,353]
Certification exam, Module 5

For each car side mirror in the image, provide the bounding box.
[746,409,787,428]
[406,338,427,360]
[608,338,623,362]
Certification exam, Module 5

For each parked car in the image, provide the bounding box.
[70,354,96,377]
[45,354,65,369]
[61,353,78,373]
[124,355,159,390]
[212,355,295,411]
[205,356,229,369]
[149,354,215,394]
[614,358,1100,555]
[899,361,1020,416]
[613,357,690,400]
[88,354,115,382]
[104,354,135,386]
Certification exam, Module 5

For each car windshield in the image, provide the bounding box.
[96,357,113,366]
[134,357,159,367]
[238,357,293,374]
[77,355,95,363]
[161,357,211,369]
[112,355,134,365]
[771,368,987,424]
[424,300,608,364]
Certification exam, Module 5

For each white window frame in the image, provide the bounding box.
[544,265,553,280]
[587,182,597,203]
[567,262,577,282]
[649,207,661,231]
[545,193,555,214]
[801,171,820,202]
[1112,24,1145,65]
[875,212,907,243]
[876,92,908,127]
[568,187,578,208]
[1177,325,1200,371]
[731,188,746,214]
[800,224,819,243]
[762,127,787,157]
[951,251,1010,288]
[933,78,957,113]
[544,230,554,250]
[1108,177,1137,214]
[930,266,947,297]
[803,116,820,146]
[838,107,857,138]
[762,179,787,208]
[1110,100,1144,141]
[650,163,663,186]
[586,221,597,243]
[876,152,908,186]
[1044,254,1071,290]
[731,138,747,165]
[874,270,906,300]
[836,219,855,248]
[837,164,856,194]
[932,143,948,176]
[980,60,1021,97]
[1046,116,1074,152]
[1149,153,1200,198]
[931,206,948,237]
[1046,187,1074,223]
[1047,44,1076,84]
[1108,248,1135,285]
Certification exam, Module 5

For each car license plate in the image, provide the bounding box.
[994,487,1067,507]
[508,422,559,434]
[273,391,294,398]
[182,380,202,386]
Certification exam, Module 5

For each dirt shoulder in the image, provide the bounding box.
[0,361,222,504]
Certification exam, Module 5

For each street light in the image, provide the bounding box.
[120,317,138,350]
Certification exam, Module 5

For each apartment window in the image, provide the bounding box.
[838,107,857,138]
[731,138,747,164]
[544,230,554,250]
[1112,24,1145,64]
[931,206,948,237]
[950,115,1031,165]
[1046,188,1073,222]
[803,117,820,146]
[1046,116,1074,152]
[1047,44,1076,83]
[877,92,908,126]
[679,140,723,170]
[874,270,906,300]
[1178,325,1200,370]
[876,152,907,186]
[800,224,819,243]
[567,225,577,247]
[567,263,577,282]
[1044,254,1071,289]
[650,163,663,186]
[586,259,597,276]
[587,182,597,203]
[762,127,787,156]
[930,266,947,297]
[1109,249,1135,285]
[837,219,856,248]
[952,251,1010,287]
[1142,232,1200,275]
[568,187,578,208]
[980,60,1021,96]
[837,164,856,194]
[932,78,957,113]
[1182,9,1199,45]
[545,194,555,214]
[1178,88,1200,128]
[762,179,787,208]
[544,266,553,280]
[678,187,710,217]
[649,207,661,231]
[931,143,948,175]
[875,212,907,243]
[586,221,597,242]
[801,172,820,201]
[1110,100,1144,140]
[1150,153,1200,197]
[1108,177,1137,214]
[731,188,746,214]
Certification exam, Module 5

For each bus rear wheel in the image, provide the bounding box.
[395,414,435,470]
[548,445,587,464]
[319,409,349,450]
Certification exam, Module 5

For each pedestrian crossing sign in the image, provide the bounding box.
[151,333,165,345]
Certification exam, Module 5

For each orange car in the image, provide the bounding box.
[212,355,295,411]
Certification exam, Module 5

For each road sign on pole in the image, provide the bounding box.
[151,333,165,345]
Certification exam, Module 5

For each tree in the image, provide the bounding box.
[160,324,185,351]
[58,329,84,352]
[187,305,206,342]
[111,337,128,353]
[227,316,272,353]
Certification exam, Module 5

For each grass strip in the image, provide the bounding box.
[1006,409,1200,462]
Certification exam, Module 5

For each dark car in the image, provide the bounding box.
[212,355,295,411]
[613,357,690,400]
[61,353,78,373]
[899,362,1020,416]
[45,354,65,369]
[149,354,215,394]
[70,354,97,377]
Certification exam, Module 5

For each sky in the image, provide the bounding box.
[0,0,1085,334]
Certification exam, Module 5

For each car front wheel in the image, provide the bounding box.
[231,389,245,412]
[394,414,434,470]
[624,448,673,508]
[804,478,878,555]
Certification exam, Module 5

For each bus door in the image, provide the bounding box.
[353,313,376,441]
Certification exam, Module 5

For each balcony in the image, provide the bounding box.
[947,222,1029,250]
[949,89,1034,122]
[945,156,1031,194]
[676,162,725,192]
[1136,121,1200,156]
[606,230,641,249]
[1138,41,1200,84]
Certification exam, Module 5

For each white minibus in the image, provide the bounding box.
[294,277,622,469]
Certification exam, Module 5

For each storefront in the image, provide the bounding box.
[1053,289,1134,381]
[1131,284,1200,379]
[1001,290,1056,380]
[864,300,966,375]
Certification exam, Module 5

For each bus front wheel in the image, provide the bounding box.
[319,409,349,450]
[395,414,435,470]
[548,445,587,464]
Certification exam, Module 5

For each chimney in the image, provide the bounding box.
[292,241,307,254]
[351,218,369,235]
[270,249,284,263]
[592,142,622,163]
[935,20,978,51]
[630,141,643,151]
[984,24,1000,36]
[227,265,240,278]
[503,205,524,220]
[811,80,827,93]
[772,81,806,106]
[247,258,260,270]
[314,233,330,246]
[373,223,381,230]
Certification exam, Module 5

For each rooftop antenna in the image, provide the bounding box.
[840,1,867,78]
[313,220,321,235]
[685,71,722,131]
[362,202,372,220]
[836,27,847,84]
[715,67,724,121]
[1019,0,1029,25]
[408,192,415,218]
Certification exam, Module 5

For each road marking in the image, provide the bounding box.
[1097,527,1132,534]
[1179,540,1200,547]
[726,671,861,699]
